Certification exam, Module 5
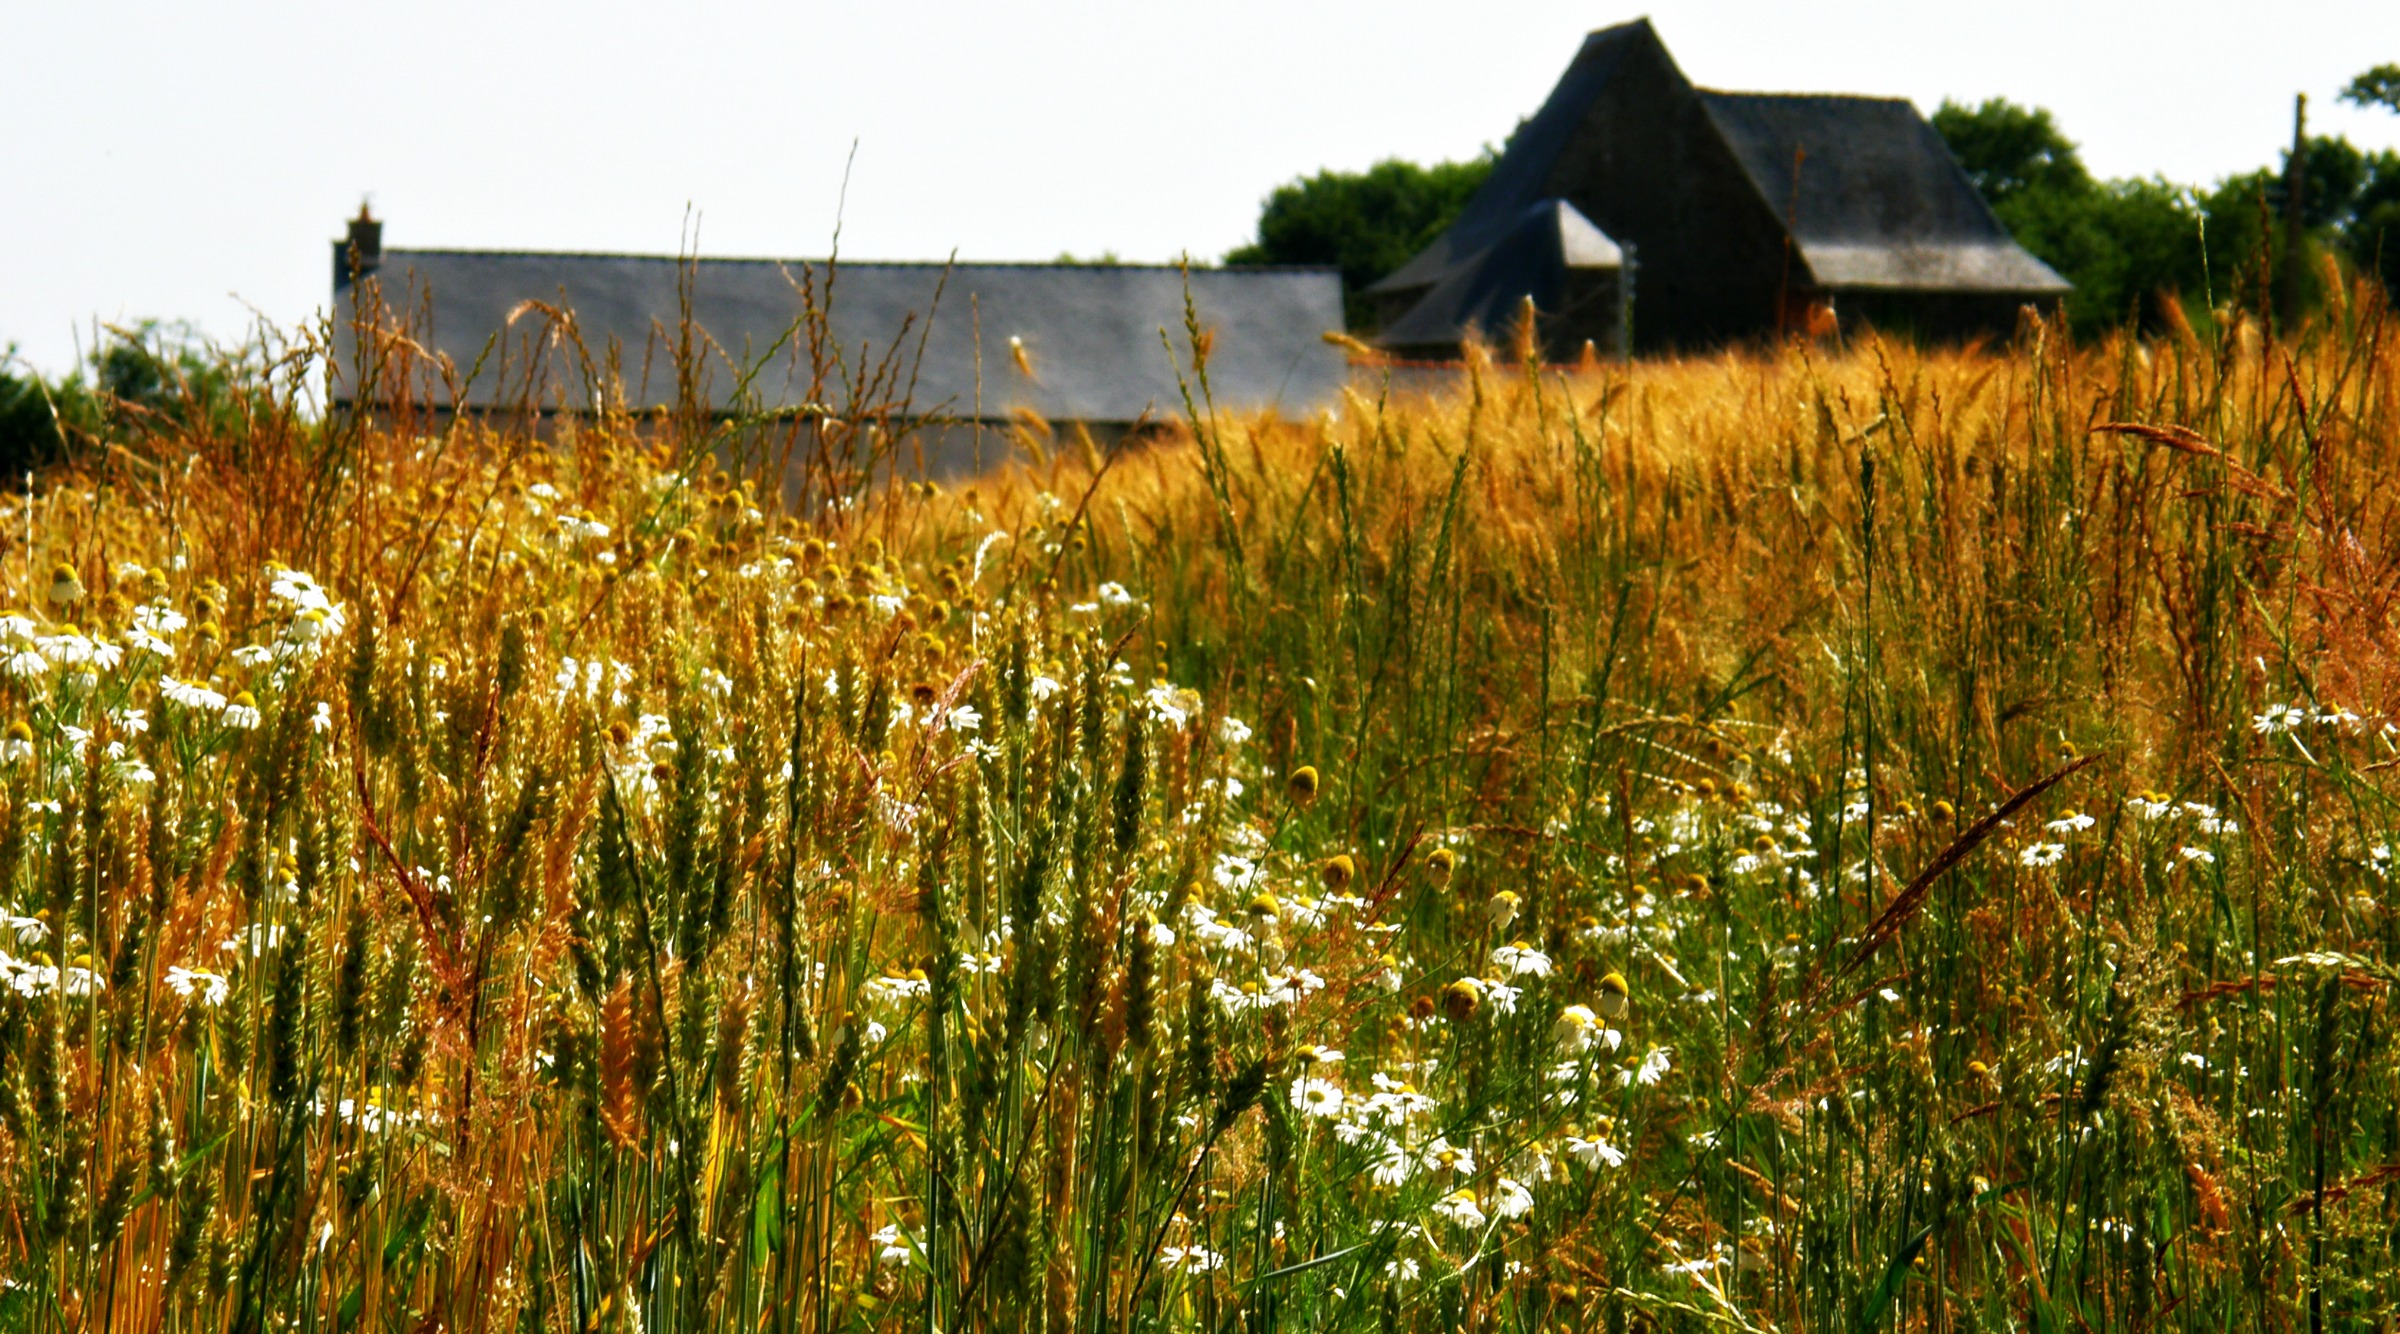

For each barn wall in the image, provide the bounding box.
[1545,29,1793,350]
[1828,289,2063,343]
[1548,269,1626,359]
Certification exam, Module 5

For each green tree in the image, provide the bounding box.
[0,350,99,478]
[2344,64,2400,116]
[2342,66,2400,296]
[2001,177,2208,331]
[1227,156,1495,329]
[0,323,252,478]
[2192,139,2400,319]
[90,320,244,432]
[2353,186,2400,299]
[2269,134,2381,231]
[2277,137,2400,306]
[1929,98,2091,207]
[1934,98,2205,336]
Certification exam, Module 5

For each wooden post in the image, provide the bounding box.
[2277,93,2308,332]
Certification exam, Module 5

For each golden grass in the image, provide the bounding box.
[0,293,2397,1332]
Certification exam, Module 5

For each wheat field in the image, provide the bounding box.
[1,286,2398,1333]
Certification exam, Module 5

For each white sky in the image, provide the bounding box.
[5,0,2397,375]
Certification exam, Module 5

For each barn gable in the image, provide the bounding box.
[1371,18,2066,353]
[1369,21,1663,301]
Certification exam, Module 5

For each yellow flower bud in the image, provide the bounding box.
[1597,970,1629,1020]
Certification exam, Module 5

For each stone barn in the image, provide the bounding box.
[1369,18,2068,356]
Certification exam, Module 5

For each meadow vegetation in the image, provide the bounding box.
[0,280,2398,1333]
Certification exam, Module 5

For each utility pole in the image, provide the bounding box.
[2276,93,2308,332]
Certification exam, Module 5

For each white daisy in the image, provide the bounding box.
[1290,1075,1344,1118]
[160,676,229,712]
[1490,942,1554,977]
[1432,1189,1486,1230]
[1492,1177,1535,1219]
[2251,704,2305,735]
[164,966,230,1007]
[1563,1134,1625,1169]
[2019,842,2067,868]
[1421,1138,1475,1176]
[1622,1047,1673,1087]
[869,1223,913,1269]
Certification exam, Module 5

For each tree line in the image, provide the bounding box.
[0,322,261,477]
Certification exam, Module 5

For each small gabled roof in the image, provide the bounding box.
[1377,199,1621,351]
[1697,91,2068,293]
[333,249,1348,422]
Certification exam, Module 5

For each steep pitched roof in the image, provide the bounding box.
[1370,17,2067,312]
[333,250,1347,422]
[1376,199,1621,351]
[1696,91,2068,292]
[1369,20,1658,297]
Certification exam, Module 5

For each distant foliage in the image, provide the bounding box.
[2345,63,2400,116]
[1930,98,2092,208]
[0,354,97,481]
[0,325,267,479]
[1935,95,2400,336]
[2345,63,2400,300]
[1226,157,1495,330]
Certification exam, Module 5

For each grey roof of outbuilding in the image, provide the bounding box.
[1695,91,2069,293]
[332,249,1348,422]
[1376,198,1621,350]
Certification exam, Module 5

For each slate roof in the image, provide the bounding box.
[1369,18,2067,322]
[1695,91,2068,293]
[332,249,1348,423]
[1376,198,1623,351]
[1369,22,1653,299]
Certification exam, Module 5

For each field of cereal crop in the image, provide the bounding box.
[3,288,2400,1331]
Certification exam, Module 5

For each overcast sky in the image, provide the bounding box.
[4,0,2396,374]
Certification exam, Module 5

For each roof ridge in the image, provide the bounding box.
[375,247,1337,274]
[1695,87,1915,105]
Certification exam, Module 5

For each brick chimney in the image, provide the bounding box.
[334,204,383,291]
